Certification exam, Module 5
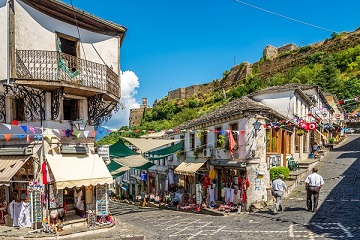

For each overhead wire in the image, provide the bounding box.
[233,0,337,33]
[69,0,87,61]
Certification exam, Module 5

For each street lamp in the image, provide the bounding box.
[72,119,87,131]
[253,120,262,137]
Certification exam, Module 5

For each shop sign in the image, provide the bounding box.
[97,146,109,160]
[195,184,202,205]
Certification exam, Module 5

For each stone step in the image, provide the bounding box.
[66,209,76,216]
[67,203,74,210]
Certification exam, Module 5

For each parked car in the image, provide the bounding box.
[344,128,355,134]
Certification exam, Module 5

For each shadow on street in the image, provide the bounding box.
[307,135,360,239]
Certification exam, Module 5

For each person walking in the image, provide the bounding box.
[305,167,324,212]
[271,174,287,214]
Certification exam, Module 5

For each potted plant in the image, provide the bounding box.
[295,129,305,136]
[328,138,335,144]
[216,135,226,149]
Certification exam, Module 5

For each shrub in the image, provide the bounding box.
[270,166,290,181]
[328,138,335,144]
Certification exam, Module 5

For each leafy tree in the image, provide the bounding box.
[313,56,340,94]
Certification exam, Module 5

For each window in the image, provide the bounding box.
[266,128,280,152]
[295,134,300,153]
[63,99,79,120]
[57,34,79,73]
[58,35,78,57]
[14,98,26,121]
[201,131,208,148]
[190,133,195,150]
[229,123,238,149]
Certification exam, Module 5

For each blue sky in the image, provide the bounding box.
[63,0,360,129]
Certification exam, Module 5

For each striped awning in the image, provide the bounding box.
[0,155,31,184]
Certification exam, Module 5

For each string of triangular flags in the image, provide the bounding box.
[0,120,98,142]
[336,96,359,105]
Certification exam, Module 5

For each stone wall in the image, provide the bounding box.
[263,45,278,60]
[165,29,360,102]
[277,44,298,55]
[168,88,185,101]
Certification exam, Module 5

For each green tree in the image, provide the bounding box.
[313,56,340,93]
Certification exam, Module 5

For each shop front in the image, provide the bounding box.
[0,155,37,228]
[172,158,208,211]
[211,160,249,212]
[45,153,113,228]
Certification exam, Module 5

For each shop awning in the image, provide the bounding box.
[109,138,137,158]
[211,160,247,168]
[106,160,130,178]
[114,155,155,170]
[45,153,113,189]
[140,131,166,139]
[148,165,168,173]
[111,166,130,178]
[0,155,31,184]
[147,141,184,156]
[174,158,207,176]
[123,137,180,153]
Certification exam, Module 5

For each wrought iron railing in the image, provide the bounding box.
[15,50,120,99]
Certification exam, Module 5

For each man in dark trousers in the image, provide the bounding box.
[305,167,324,212]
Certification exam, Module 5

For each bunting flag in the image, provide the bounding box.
[228,128,236,159]
[83,131,90,138]
[73,130,81,138]
[28,127,35,134]
[11,120,18,126]
[4,134,11,141]
[3,124,11,130]
[21,126,27,133]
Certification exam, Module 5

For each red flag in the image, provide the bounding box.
[308,122,317,131]
[228,129,236,158]
[26,135,30,143]
[11,120,18,126]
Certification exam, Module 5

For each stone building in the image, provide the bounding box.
[129,98,151,127]
[0,0,126,225]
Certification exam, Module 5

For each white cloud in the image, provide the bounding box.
[104,70,140,129]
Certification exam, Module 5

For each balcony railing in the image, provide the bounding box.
[15,50,120,99]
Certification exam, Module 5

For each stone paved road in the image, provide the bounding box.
[90,135,360,240]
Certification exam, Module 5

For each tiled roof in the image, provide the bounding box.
[177,96,287,129]
[248,83,315,96]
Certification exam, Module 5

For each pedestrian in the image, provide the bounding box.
[305,167,324,212]
[271,174,287,214]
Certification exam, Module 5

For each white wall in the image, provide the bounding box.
[15,0,120,74]
[252,91,294,118]
[0,0,8,81]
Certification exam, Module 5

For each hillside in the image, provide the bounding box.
[97,28,360,145]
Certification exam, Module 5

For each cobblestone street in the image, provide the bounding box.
[91,135,360,240]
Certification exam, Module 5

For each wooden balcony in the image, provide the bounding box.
[15,50,120,102]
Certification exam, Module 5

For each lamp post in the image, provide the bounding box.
[253,120,262,137]
[72,119,87,131]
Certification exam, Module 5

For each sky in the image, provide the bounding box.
[63,0,360,129]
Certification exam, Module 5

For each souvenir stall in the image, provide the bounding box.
[44,153,114,230]
[172,158,209,212]
[211,164,249,213]
[0,155,37,228]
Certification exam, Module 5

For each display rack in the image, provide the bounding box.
[95,185,108,216]
[29,182,42,223]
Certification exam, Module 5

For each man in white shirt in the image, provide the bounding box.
[305,167,324,212]
[271,174,287,214]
